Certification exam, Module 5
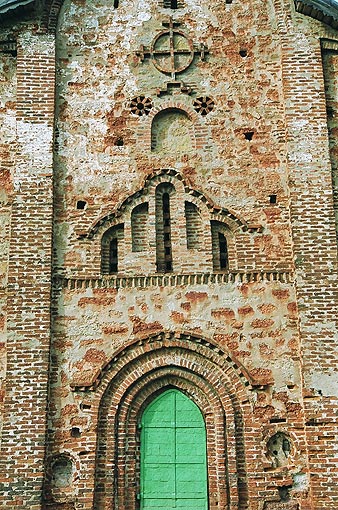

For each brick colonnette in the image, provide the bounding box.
[0,31,55,509]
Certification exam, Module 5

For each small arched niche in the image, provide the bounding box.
[51,455,73,489]
[185,201,203,250]
[151,108,195,154]
[45,453,76,504]
[131,203,149,253]
[101,224,124,274]
[267,432,291,468]
[155,182,175,272]
[211,220,230,271]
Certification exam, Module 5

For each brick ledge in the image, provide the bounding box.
[54,270,294,290]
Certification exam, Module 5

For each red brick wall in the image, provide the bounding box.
[0,0,338,509]
[322,44,338,247]
[45,0,338,507]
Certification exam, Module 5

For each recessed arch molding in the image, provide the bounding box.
[78,169,261,241]
[70,330,257,391]
[79,331,255,510]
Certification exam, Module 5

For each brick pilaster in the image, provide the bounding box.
[0,30,55,509]
[279,7,338,508]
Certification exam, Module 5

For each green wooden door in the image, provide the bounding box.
[140,389,208,510]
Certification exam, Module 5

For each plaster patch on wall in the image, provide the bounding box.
[18,32,55,56]
[292,472,308,491]
[1,112,16,141]
[288,152,313,163]
[185,0,219,33]
[16,122,53,172]
[294,33,314,56]
[307,371,338,397]
[272,359,301,392]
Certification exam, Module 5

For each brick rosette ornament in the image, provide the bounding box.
[130,96,153,116]
[193,96,215,116]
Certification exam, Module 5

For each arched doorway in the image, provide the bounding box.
[140,389,208,510]
[92,333,250,510]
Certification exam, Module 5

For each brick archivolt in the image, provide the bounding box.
[72,331,254,391]
[73,169,260,276]
[82,168,252,241]
[73,332,253,510]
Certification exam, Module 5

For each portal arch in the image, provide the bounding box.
[92,333,252,510]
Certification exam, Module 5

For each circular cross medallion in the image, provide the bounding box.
[151,28,194,76]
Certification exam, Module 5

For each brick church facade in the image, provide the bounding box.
[0,0,337,508]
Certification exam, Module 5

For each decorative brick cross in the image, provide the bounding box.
[136,18,208,79]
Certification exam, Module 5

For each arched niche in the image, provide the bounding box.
[101,223,124,274]
[267,432,292,468]
[211,220,232,271]
[43,452,78,506]
[131,202,149,253]
[155,182,176,272]
[151,108,195,154]
[185,201,203,250]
